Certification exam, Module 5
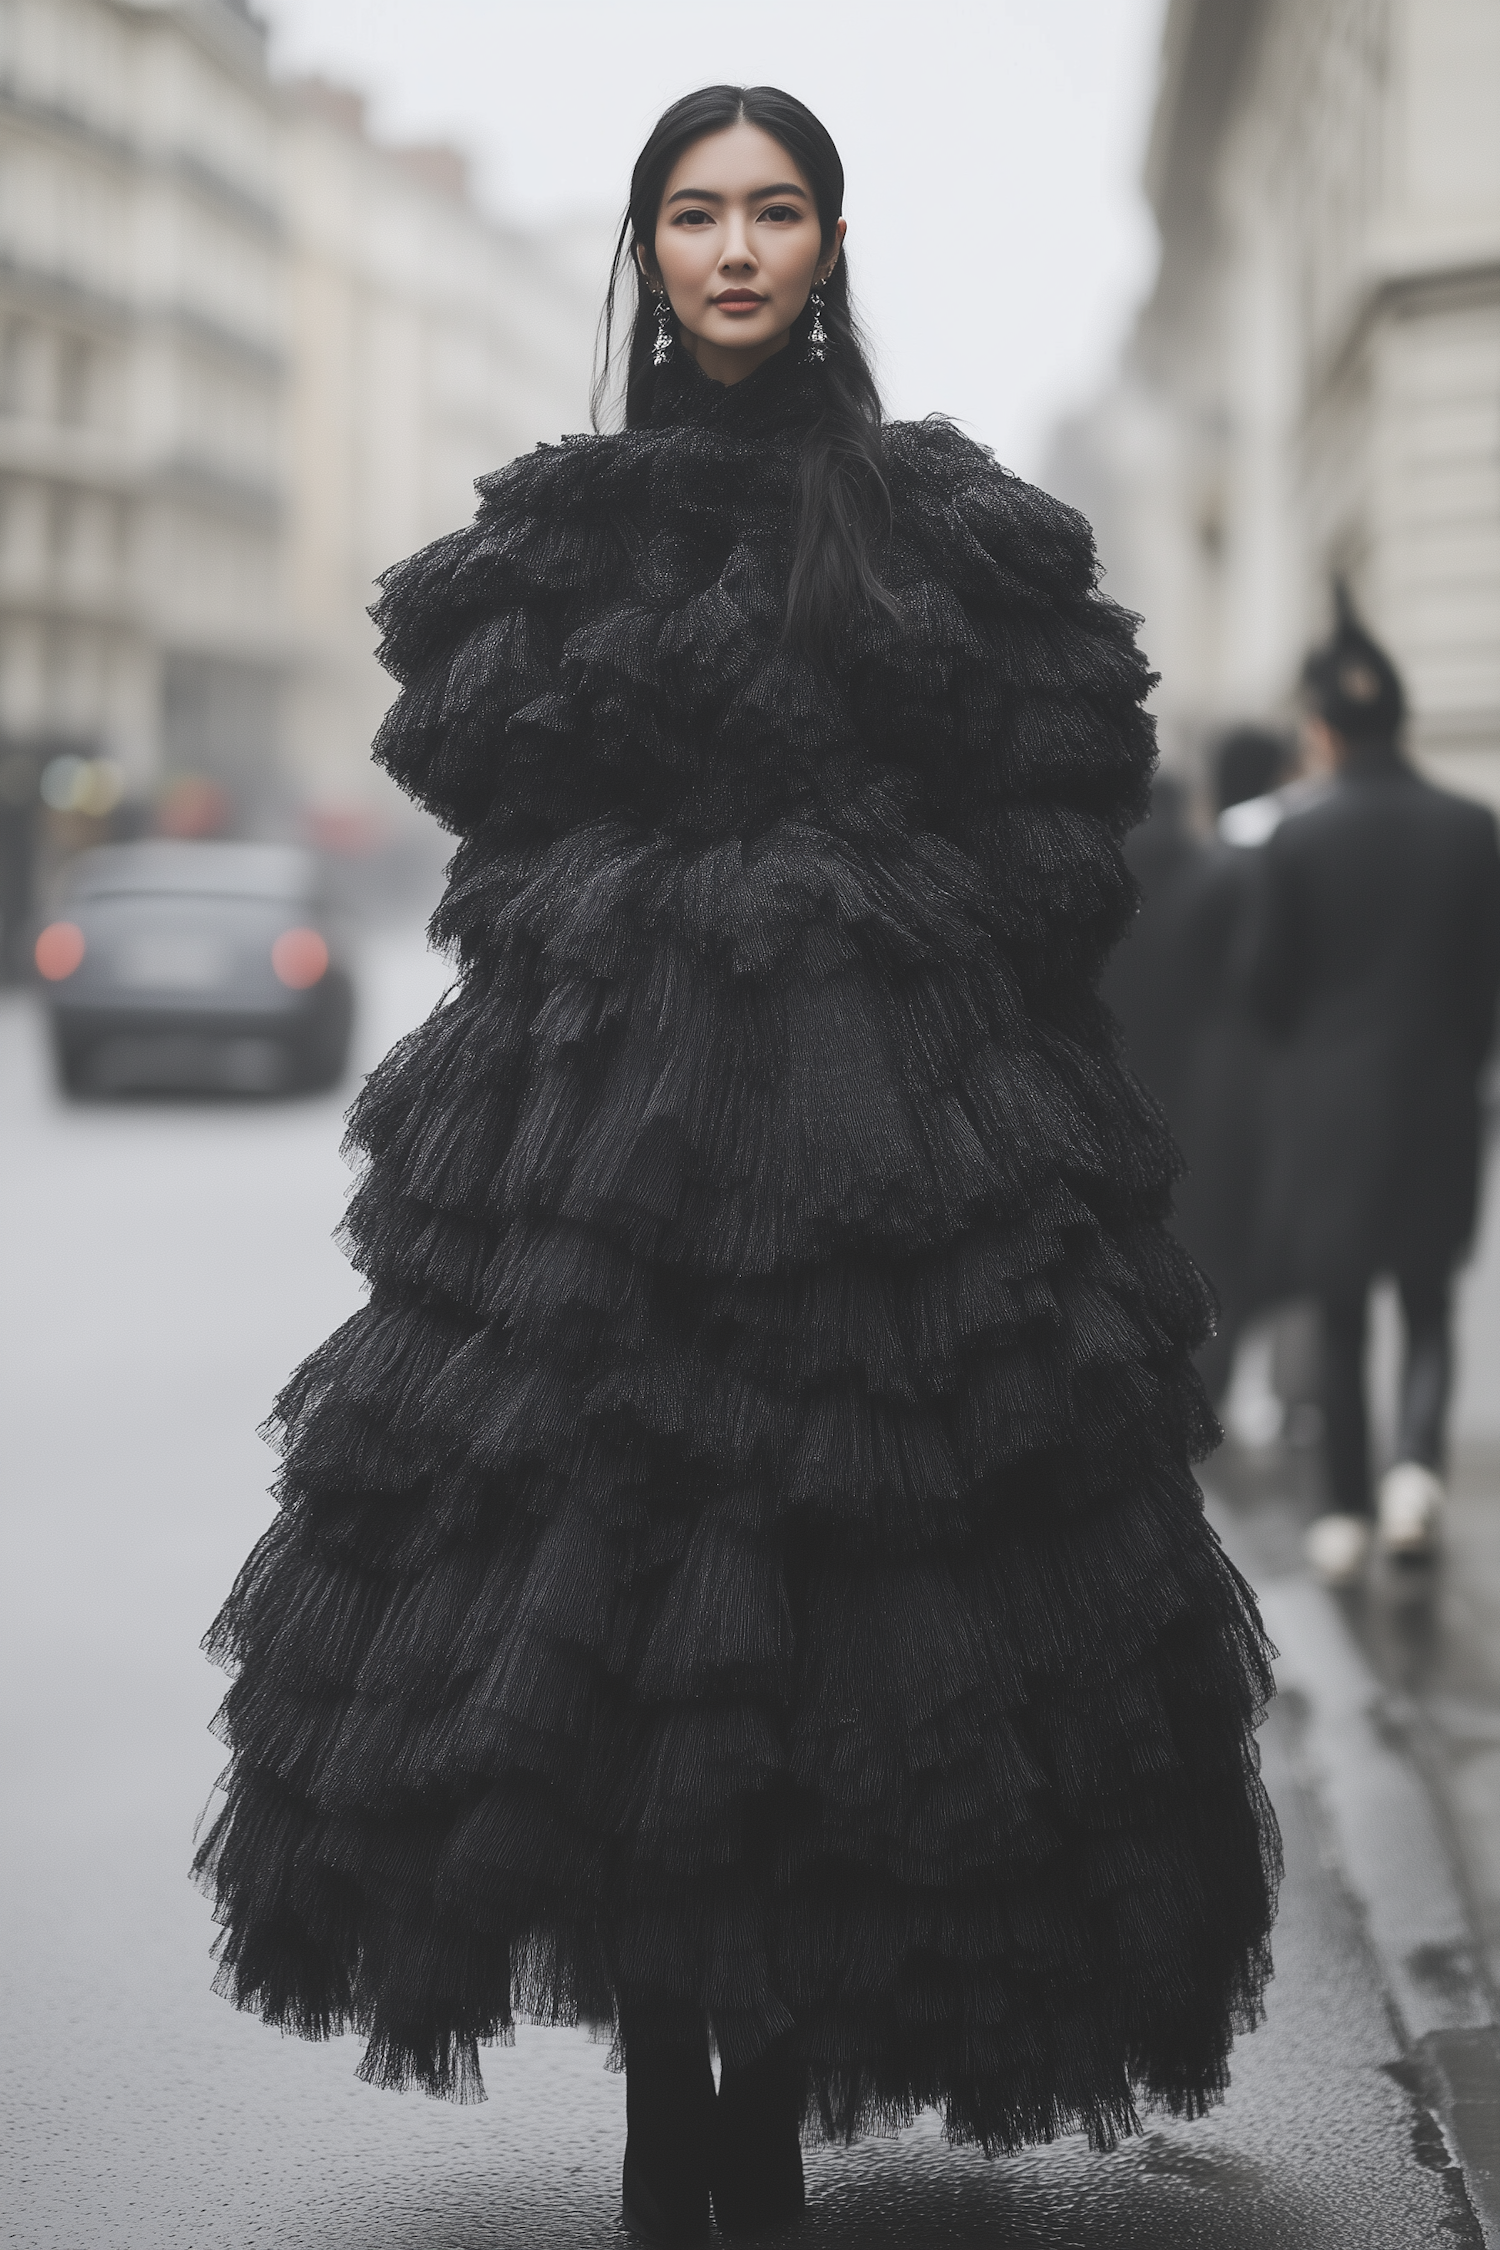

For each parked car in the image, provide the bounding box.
[35,840,355,1096]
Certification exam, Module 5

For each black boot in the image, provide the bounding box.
[712,2032,806,2237]
[621,2032,716,2249]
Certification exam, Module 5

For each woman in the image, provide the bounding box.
[197,85,1280,2249]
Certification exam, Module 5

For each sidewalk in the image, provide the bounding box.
[1207,1438,1500,2242]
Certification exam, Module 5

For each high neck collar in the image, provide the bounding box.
[647,342,824,438]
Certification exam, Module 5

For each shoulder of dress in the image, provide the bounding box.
[370,434,648,681]
[472,427,644,516]
[475,425,707,542]
[884,417,1101,597]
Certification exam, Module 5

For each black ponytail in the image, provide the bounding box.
[593,84,897,655]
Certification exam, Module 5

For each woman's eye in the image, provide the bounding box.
[673,209,713,226]
[760,205,800,223]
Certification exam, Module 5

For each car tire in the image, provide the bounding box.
[52,1024,96,1097]
[293,977,354,1092]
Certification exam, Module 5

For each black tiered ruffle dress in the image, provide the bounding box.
[196,344,1280,2154]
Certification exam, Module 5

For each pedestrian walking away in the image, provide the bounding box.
[1100,769,1205,1140]
[1168,726,1296,1403]
[1247,589,1500,1587]
[194,84,1282,2250]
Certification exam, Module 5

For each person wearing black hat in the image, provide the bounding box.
[1247,590,1500,1583]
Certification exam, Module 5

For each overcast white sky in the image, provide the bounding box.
[260,0,1169,476]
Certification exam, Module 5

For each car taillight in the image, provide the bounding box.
[271,927,329,989]
[35,922,86,980]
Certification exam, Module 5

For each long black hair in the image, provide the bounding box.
[592,84,896,654]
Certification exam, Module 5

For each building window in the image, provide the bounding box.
[163,652,280,806]
[48,491,77,568]
[0,322,29,416]
[57,338,92,426]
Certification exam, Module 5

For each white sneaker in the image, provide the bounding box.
[1305,1512,1372,1586]
[1377,1462,1445,1558]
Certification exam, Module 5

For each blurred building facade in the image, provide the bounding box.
[1054,0,1500,804]
[282,78,602,825]
[0,0,606,853]
[0,0,284,816]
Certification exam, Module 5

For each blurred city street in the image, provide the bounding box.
[2,0,1499,2244]
[1,923,1495,2250]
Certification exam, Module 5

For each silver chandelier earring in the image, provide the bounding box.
[806,285,829,363]
[652,291,673,367]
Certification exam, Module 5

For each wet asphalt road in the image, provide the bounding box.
[0,929,1484,2248]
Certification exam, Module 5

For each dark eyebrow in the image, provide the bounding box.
[665,182,810,205]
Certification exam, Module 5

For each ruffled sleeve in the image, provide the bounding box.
[873,420,1159,994]
[369,439,631,837]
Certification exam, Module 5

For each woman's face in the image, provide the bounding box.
[641,120,845,377]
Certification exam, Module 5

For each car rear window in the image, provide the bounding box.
[65,844,323,905]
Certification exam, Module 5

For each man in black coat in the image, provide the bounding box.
[1248,594,1500,1582]
[1106,746,1293,1405]
[1172,727,1294,1402]
[1101,771,1205,1133]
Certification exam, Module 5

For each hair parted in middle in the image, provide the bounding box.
[593,83,898,655]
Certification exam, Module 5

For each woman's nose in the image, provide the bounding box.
[720,222,756,271]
